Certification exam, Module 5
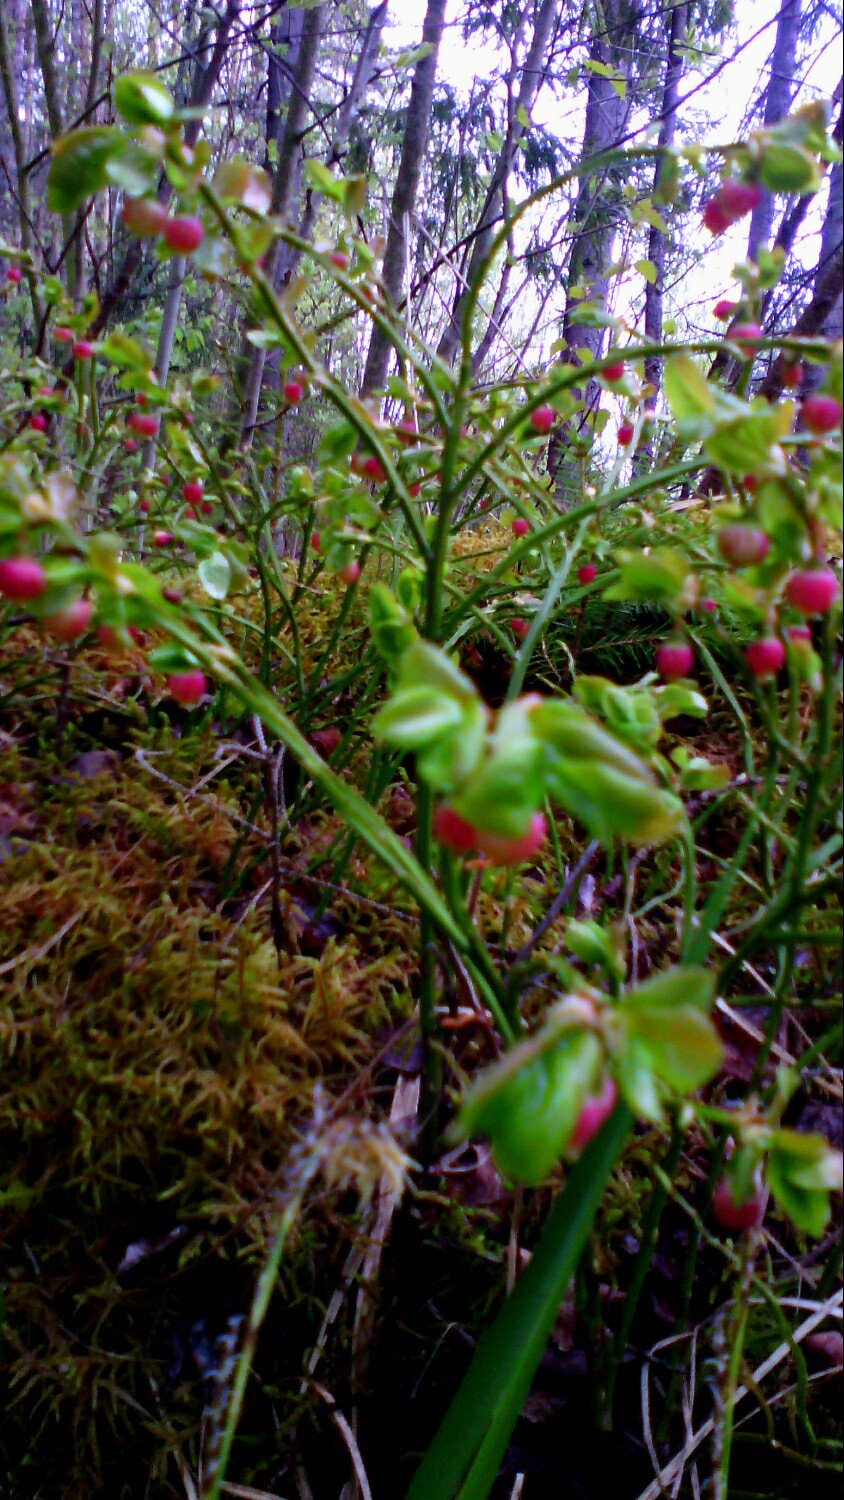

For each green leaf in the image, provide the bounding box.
[458,1029,603,1185]
[398,640,478,703]
[603,546,690,606]
[198,551,231,600]
[405,1105,632,1499]
[615,1036,665,1121]
[104,140,159,198]
[663,355,714,423]
[618,968,722,1093]
[372,687,464,749]
[47,127,124,213]
[369,583,418,662]
[636,258,657,285]
[343,175,367,219]
[213,159,272,214]
[99,333,154,371]
[417,701,488,792]
[303,159,346,203]
[622,1004,723,1092]
[113,72,174,126]
[546,756,685,847]
[704,415,787,480]
[622,967,716,1014]
[758,144,822,195]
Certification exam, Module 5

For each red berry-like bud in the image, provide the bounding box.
[408,482,421,497]
[363,455,387,483]
[719,180,762,219]
[701,597,717,613]
[713,298,738,321]
[283,380,304,404]
[656,640,694,681]
[168,670,207,706]
[476,812,547,866]
[603,357,625,381]
[6,266,22,284]
[0,555,47,601]
[512,518,530,538]
[703,197,733,235]
[152,530,173,547]
[72,340,94,360]
[339,559,361,585]
[161,587,183,604]
[728,322,763,357]
[310,530,321,552]
[309,727,342,756]
[712,1177,765,1232]
[434,805,478,854]
[44,597,93,642]
[328,249,350,270]
[745,636,785,679]
[786,624,812,644]
[800,395,842,434]
[511,617,529,641]
[785,566,838,616]
[138,498,150,513]
[568,1076,618,1153]
[162,216,204,253]
[123,439,138,452]
[781,361,802,389]
[29,413,47,432]
[717,524,770,568]
[121,198,168,239]
[200,500,213,515]
[184,506,195,520]
[128,412,158,437]
[182,481,204,506]
[617,421,635,447]
[530,404,555,434]
[578,562,597,585]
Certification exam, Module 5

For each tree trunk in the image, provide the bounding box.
[0,1,43,327]
[238,3,327,447]
[799,98,842,396]
[30,0,80,291]
[548,7,631,501]
[360,0,447,399]
[436,0,560,368]
[294,1,388,256]
[643,2,687,409]
[746,0,802,262]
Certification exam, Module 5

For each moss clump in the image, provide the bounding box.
[0,696,416,1496]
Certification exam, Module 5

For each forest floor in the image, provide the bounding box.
[1,547,841,1500]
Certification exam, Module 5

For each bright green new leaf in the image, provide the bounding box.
[113,72,174,126]
[303,159,346,203]
[456,1026,603,1185]
[198,552,231,600]
[663,355,714,424]
[372,687,464,749]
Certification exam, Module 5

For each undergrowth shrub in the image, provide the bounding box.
[0,73,841,1500]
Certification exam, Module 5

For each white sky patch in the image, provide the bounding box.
[384,0,841,381]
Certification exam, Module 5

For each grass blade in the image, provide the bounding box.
[405,1104,633,1500]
